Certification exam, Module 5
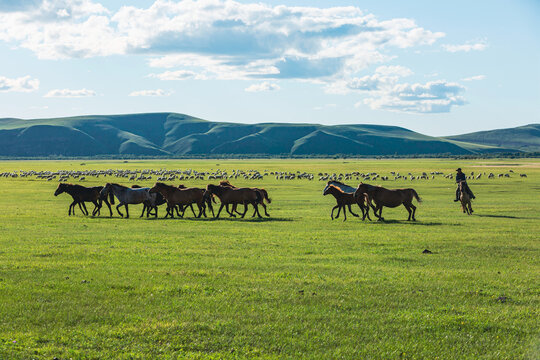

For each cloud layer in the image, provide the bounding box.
[0,75,39,92]
[44,88,96,97]
[0,0,474,113]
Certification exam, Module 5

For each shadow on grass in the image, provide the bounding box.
[474,214,523,219]
[371,219,449,226]
[92,216,295,222]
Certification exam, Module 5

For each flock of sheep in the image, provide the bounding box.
[0,168,526,183]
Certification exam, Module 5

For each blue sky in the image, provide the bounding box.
[0,0,538,136]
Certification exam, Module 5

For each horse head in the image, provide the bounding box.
[99,183,111,199]
[54,183,67,196]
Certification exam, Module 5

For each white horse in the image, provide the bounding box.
[100,183,156,218]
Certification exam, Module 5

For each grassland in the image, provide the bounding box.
[0,159,538,359]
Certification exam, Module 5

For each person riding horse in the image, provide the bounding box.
[454,168,475,202]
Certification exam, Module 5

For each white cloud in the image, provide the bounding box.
[462,75,486,81]
[443,41,487,53]
[0,0,444,77]
[0,75,39,92]
[362,80,467,113]
[44,88,96,97]
[129,89,170,97]
[245,82,280,92]
[147,69,205,81]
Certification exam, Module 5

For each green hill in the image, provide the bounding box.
[0,113,531,157]
[445,124,540,152]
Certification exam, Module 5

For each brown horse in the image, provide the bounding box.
[323,184,370,221]
[205,184,263,218]
[459,181,473,215]
[148,182,206,218]
[219,180,271,217]
[54,183,113,217]
[354,183,421,221]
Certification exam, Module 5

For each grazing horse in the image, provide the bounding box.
[323,185,370,221]
[54,183,113,217]
[219,180,271,217]
[459,181,473,215]
[148,183,206,218]
[354,183,421,221]
[100,183,153,218]
[205,184,263,218]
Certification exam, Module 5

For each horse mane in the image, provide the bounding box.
[178,184,186,189]
[328,184,345,193]
[219,180,233,186]
[328,180,345,186]
[108,183,128,189]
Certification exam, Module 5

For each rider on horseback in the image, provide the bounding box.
[454,168,475,202]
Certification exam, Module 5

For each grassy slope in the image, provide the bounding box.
[446,124,540,152]
[0,159,538,359]
[0,113,512,156]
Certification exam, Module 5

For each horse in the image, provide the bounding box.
[148,183,206,218]
[354,183,421,221]
[459,181,473,215]
[218,180,271,217]
[205,184,263,218]
[323,184,370,221]
[131,184,167,218]
[54,183,113,217]
[100,183,153,218]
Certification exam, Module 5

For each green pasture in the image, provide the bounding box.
[0,159,538,359]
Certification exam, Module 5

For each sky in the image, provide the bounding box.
[0,0,539,136]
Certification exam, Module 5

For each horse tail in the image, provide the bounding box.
[412,189,422,203]
[261,189,271,203]
[109,192,115,205]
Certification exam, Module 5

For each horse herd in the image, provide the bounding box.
[54,180,271,219]
[54,179,426,221]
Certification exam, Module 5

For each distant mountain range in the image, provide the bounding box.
[0,113,537,157]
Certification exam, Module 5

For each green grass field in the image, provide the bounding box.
[0,159,538,359]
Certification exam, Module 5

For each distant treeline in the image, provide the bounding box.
[1,151,537,161]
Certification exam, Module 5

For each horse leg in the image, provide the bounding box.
[140,204,146,218]
[343,205,347,222]
[196,203,203,218]
[91,200,100,216]
[216,204,225,218]
[105,200,113,217]
[330,205,339,220]
[253,203,262,218]
[468,202,473,214]
[376,206,384,221]
[78,202,87,216]
[348,204,359,217]
[68,201,77,216]
[262,202,270,217]
[116,203,124,217]
[404,204,412,221]
[241,202,249,218]
[335,205,342,219]
[410,204,417,221]
[189,204,197,217]
[124,204,129,219]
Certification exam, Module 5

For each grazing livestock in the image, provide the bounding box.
[205,184,263,218]
[323,185,370,221]
[355,183,421,221]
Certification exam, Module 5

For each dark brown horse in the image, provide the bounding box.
[205,184,263,218]
[323,184,370,221]
[354,183,421,221]
[459,181,473,215]
[148,183,206,218]
[219,180,271,217]
[54,183,113,217]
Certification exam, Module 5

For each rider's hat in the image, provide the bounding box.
[456,168,462,172]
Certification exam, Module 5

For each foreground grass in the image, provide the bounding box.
[0,159,538,359]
